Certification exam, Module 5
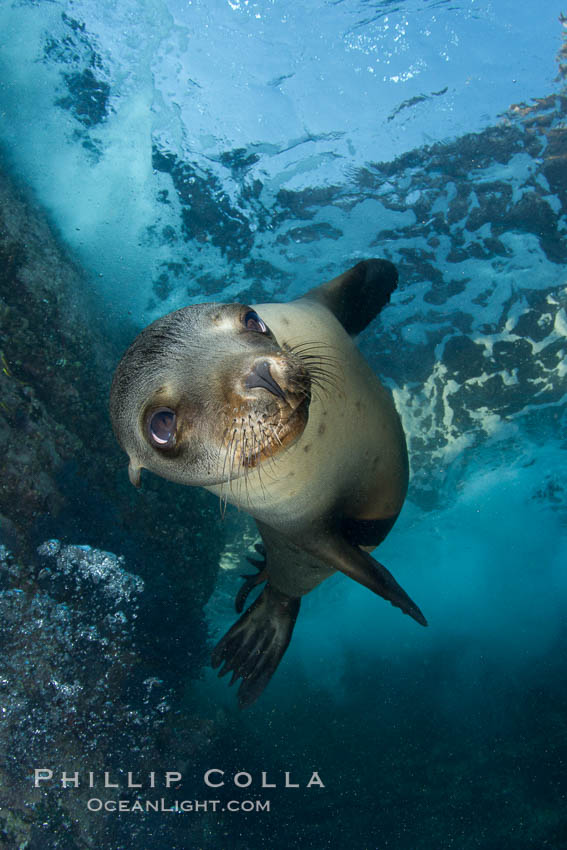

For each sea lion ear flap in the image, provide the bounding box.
[299,258,398,336]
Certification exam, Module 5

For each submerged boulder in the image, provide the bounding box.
[0,165,226,848]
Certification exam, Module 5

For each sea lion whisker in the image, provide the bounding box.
[292,348,339,362]
[302,359,340,376]
[239,422,252,499]
[260,423,282,462]
[293,350,340,375]
[267,425,283,481]
[246,418,262,494]
[240,425,252,507]
[305,366,337,383]
[291,345,341,369]
[251,428,269,500]
[217,459,227,517]
[228,429,242,498]
[255,426,278,480]
[303,369,339,397]
[241,432,253,507]
[215,446,226,503]
[308,374,338,395]
[245,417,256,464]
[286,339,338,353]
[218,429,238,516]
[306,363,342,387]
[292,346,337,355]
[241,429,250,478]
[308,383,331,404]
[257,426,279,484]
[290,349,341,369]
[226,436,235,500]
[302,360,338,374]
[217,427,234,497]
[286,383,311,402]
[310,377,340,397]
[221,426,236,470]
[242,428,251,468]
[269,424,283,447]
[304,361,339,377]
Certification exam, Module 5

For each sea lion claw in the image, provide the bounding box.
[246,542,267,570]
[245,556,265,569]
[235,567,268,613]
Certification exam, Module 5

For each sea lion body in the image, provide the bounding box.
[207,297,408,534]
[110,259,426,707]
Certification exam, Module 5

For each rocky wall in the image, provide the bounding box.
[0,164,226,849]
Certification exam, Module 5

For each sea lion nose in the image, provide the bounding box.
[245,360,286,400]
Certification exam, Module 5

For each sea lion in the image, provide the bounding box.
[110,259,427,707]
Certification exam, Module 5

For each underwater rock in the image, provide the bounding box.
[0,166,223,604]
[0,542,146,840]
[55,69,111,129]
[275,223,343,245]
[0,165,227,848]
[152,147,255,262]
[0,540,222,849]
[44,12,111,160]
[36,540,144,610]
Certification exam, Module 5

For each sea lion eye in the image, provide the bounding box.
[148,407,176,448]
[243,310,267,333]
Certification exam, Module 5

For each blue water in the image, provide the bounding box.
[0,0,566,847]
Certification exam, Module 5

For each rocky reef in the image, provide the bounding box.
[0,164,227,848]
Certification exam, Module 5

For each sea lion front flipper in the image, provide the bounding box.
[211,584,300,709]
[300,258,398,336]
[307,534,428,627]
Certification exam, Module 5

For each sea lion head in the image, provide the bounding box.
[109,303,311,489]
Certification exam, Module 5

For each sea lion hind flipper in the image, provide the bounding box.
[300,258,398,336]
[211,584,300,709]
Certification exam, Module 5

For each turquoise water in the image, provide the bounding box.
[0,1,566,847]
